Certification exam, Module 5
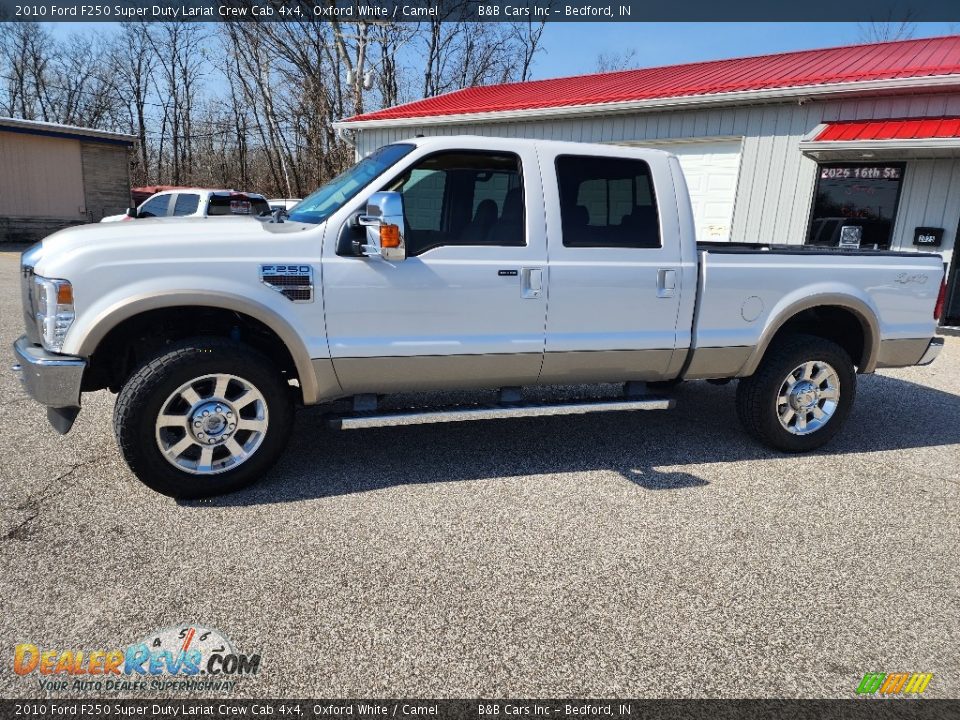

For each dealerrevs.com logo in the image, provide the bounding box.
[13,625,260,693]
[856,672,934,697]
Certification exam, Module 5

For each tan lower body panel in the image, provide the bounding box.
[324,348,679,401]
[537,349,675,384]
[330,353,541,396]
[684,346,752,380]
[875,338,931,368]
[309,358,345,404]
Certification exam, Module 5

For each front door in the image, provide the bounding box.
[322,146,547,393]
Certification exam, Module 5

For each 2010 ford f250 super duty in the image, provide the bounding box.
[13,136,947,497]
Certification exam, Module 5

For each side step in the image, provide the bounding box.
[328,395,675,431]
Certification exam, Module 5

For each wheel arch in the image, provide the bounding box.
[75,291,323,404]
[741,293,881,377]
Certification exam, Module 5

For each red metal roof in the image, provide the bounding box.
[345,35,960,125]
[814,117,960,141]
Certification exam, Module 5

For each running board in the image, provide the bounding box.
[328,396,675,431]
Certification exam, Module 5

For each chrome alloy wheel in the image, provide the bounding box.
[776,360,840,436]
[155,374,268,475]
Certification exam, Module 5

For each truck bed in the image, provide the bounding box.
[682,243,945,380]
[697,241,943,259]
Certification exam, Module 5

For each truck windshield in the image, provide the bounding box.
[288,143,415,225]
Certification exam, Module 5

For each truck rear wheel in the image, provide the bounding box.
[114,338,294,498]
[736,334,856,452]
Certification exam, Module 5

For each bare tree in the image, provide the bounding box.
[0,17,549,198]
[512,19,547,82]
[146,22,207,184]
[112,23,156,184]
[596,49,638,73]
[858,16,917,43]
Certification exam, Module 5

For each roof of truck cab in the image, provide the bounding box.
[406,134,675,156]
[338,35,960,128]
[147,188,267,199]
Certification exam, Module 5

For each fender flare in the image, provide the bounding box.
[75,291,323,404]
[739,293,881,377]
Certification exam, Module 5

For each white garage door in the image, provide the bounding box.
[663,140,742,242]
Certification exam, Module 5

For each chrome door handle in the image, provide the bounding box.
[657,269,677,298]
[521,267,543,299]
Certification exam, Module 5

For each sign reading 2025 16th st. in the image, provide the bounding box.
[12,625,261,693]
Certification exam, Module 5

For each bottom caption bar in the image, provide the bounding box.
[2,700,957,719]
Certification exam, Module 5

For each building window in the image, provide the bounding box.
[806,163,905,250]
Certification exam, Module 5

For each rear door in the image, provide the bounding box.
[537,147,687,382]
[171,193,200,217]
[322,143,548,393]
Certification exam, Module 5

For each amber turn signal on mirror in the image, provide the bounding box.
[380,224,401,248]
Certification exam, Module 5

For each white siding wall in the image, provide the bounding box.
[353,92,960,260]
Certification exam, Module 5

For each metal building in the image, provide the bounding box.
[337,35,960,326]
[0,117,136,243]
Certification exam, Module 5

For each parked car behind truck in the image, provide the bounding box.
[14,136,946,498]
[101,189,271,222]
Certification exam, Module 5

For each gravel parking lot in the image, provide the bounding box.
[1,245,958,699]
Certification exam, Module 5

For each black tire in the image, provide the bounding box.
[736,333,856,452]
[113,337,294,498]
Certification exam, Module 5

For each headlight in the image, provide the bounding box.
[33,276,75,352]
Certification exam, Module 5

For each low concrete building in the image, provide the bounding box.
[337,35,960,326]
[0,117,136,243]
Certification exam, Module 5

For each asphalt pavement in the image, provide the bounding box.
[1,245,958,699]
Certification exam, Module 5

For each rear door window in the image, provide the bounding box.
[208,195,270,216]
[172,193,200,216]
[555,155,660,248]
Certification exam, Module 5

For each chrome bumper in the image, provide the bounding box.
[919,337,945,366]
[12,335,85,411]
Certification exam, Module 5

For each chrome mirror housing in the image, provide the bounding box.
[358,191,406,262]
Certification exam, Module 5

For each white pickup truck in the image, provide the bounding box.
[13,136,946,498]
[100,189,271,222]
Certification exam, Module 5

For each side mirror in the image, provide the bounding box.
[358,191,406,262]
[126,207,138,219]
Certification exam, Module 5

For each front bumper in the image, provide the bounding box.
[12,336,85,433]
[919,337,945,366]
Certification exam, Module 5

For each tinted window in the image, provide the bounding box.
[138,194,170,218]
[806,164,904,250]
[172,193,200,216]
[387,152,524,256]
[208,195,271,216]
[556,155,660,248]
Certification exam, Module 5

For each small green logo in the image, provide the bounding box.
[856,672,933,695]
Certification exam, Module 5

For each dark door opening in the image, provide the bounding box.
[944,257,960,327]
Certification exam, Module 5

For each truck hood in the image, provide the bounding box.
[33,217,316,277]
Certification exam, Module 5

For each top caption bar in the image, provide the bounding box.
[0,0,957,22]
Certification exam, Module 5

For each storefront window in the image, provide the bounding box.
[806,163,905,250]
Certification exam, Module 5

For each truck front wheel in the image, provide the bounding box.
[735,334,856,452]
[114,338,294,498]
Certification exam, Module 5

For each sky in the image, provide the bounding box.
[536,22,958,78]
[48,21,960,83]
